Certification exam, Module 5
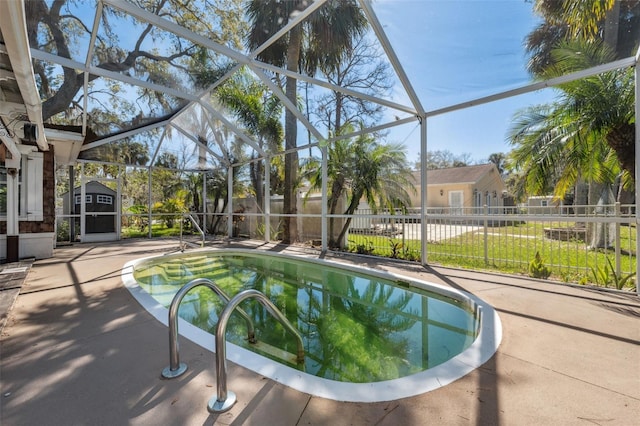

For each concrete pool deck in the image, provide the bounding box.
[1,239,639,425]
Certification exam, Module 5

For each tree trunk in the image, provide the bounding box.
[334,93,343,135]
[327,177,344,247]
[335,189,363,248]
[574,179,589,213]
[282,26,301,244]
[588,185,615,250]
[250,156,264,212]
[606,122,635,182]
[604,0,620,51]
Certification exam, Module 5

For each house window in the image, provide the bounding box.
[474,190,482,208]
[97,194,112,205]
[541,200,548,207]
[75,194,92,204]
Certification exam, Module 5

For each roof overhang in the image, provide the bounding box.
[0,0,48,152]
[45,128,85,166]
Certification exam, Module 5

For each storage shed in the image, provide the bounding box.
[62,181,117,234]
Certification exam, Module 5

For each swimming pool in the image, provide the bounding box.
[122,248,501,402]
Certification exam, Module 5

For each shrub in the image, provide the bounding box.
[591,256,636,290]
[56,219,70,242]
[529,251,551,279]
[349,238,374,255]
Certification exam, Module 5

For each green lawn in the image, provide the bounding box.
[121,222,198,239]
[347,222,637,290]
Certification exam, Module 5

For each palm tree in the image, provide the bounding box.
[525,0,640,75]
[507,103,618,199]
[303,130,414,248]
[545,40,634,183]
[204,144,248,235]
[509,40,634,249]
[246,0,367,243]
[215,72,284,211]
[303,136,353,246]
[508,40,634,197]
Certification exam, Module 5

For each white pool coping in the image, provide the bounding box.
[121,248,502,403]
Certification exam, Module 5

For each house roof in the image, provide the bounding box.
[421,163,499,185]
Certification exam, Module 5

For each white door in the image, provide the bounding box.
[449,190,463,215]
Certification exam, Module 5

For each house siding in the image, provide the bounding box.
[410,164,506,209]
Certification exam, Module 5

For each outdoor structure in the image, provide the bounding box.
[61,181,118,240]
[1,1,640,424]
[0,0,639,294]
[527,195,563,215]
[227,191,344,243]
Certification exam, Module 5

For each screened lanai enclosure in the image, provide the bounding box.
[1,0,639,294]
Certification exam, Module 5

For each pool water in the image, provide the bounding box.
[133,251,479,384]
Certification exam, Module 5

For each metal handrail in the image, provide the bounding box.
[208,289,305,413]
[179,213,205,248]
[161,278,256,379]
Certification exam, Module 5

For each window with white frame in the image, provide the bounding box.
[97,194,112,205]
[75,194,92,204]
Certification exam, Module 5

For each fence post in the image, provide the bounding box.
[615,202,621,277]
[483,204,488,264]
[400,211,406,248]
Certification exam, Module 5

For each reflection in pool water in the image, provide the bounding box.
[123,248,501,402]
[133,251,478,383]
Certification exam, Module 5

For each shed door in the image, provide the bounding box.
[80,178,120,243]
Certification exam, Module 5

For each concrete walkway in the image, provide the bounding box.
[0,260,32,334]
[1,239,639,425]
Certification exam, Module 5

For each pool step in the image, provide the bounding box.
[163,256,218,279]
[250,340,303,368]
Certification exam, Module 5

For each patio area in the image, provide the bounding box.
[1,239,639,425]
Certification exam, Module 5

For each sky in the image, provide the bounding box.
[45,0,561,167]
[372,0,559,163]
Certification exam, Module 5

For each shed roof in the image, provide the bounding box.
[62,181,117,197]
